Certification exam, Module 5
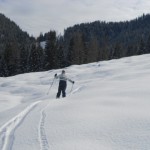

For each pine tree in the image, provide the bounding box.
[145,35,150,53]
[87,36,99,63]
[57,44,65,68]
[20,45,28,73]
[28,44,40,72]
[137,39,146,55]
[67,32,86,65]
[112,43,123,59]
[66,37,74,66]
[44,31,57,69]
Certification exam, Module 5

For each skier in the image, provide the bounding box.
[54,70,75,98]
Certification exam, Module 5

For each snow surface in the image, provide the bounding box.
[0,54,150,150]
[40,41,46,49]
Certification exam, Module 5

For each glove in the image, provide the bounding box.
[72,81,75,84]
[54,74,57,77]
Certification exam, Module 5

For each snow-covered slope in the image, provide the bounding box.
[0,54,150,150]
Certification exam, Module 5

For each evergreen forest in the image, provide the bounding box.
[0,13,150,76]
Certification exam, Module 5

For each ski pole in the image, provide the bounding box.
[47,77,55,95]
[69,83,74,95]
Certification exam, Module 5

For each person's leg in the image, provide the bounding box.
[56,84,61,98]
[62,83,67,98]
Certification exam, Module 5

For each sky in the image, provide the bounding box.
[0,0,150,37]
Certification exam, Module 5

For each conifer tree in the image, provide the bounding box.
[44,31,57,69]
[28,44,40,72]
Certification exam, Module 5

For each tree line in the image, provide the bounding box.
[0,13,150,77]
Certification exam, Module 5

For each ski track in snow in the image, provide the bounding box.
[0,101,41,150]
[39,102,50,150]
[38,85,85,150]
[71,85,85,95]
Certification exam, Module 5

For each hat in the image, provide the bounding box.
[62,70,65,74]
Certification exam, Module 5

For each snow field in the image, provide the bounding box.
[0,54,150,149]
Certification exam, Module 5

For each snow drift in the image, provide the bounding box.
[0,54,150,150]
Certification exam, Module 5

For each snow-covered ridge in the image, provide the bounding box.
[0,54,150,150]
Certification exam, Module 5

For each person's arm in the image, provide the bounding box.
[54,74,61,79]
[67,78,75,84]
[54,74,58,79]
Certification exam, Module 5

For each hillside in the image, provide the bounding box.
[1,13,150,78]
[0,13,35,76]
[63,14,150,65]
[37,14,150,70]
[0,54,150,149]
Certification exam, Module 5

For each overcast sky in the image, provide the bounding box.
[0,0,150,37]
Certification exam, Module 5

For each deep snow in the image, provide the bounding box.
[0,54,150,150]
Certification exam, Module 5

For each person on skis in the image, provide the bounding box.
[54,70,75,98]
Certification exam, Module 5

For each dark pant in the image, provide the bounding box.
[56,80,67,98]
